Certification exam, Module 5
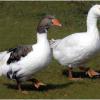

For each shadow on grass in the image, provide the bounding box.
[4,69,100,92]
[3,81,74,92]
[62,69,100,79]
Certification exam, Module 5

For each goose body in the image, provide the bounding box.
[0,33,51,81]
[52,32,99,67]
[50,5,100,79]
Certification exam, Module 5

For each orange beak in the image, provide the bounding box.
[52,19,62,27]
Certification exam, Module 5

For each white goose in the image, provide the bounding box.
[50,5,100,80]
[0,15,61,93]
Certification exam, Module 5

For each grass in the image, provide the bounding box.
[0,1,100,99]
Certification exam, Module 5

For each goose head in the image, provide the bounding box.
[90,5,100,17]
[37,15,62,33]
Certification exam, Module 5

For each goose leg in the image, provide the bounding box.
[16,80,21,91]
[68,67,82,80]
[87,68,100,78]
[79,66,99,78]
[16,80,28,94]
[68,67,73,79]
[30,78,46,89]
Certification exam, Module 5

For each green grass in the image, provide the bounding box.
[0,1,100,99]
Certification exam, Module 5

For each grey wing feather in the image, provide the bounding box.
[7,45,33,64]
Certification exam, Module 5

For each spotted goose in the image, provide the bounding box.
[0,15,61,93]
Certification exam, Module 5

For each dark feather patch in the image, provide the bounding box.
[7,45,33,64]
[7,69,21,80]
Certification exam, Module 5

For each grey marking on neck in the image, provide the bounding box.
[37,26,47,34]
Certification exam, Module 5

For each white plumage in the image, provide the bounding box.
[0,33,51,81]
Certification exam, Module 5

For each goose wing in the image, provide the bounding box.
[7,45,33,64]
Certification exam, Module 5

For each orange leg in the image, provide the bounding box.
[79,66,100,78]
[30,78,46,89]
[68,67,82,80]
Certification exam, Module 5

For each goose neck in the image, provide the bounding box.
[87,10,98,32]
[37,32,48,43]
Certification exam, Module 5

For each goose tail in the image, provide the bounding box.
[0,66,3,76]
[0,51,8,76]
[0,51,8,60]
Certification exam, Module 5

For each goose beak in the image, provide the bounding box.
[52,19,62,27]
